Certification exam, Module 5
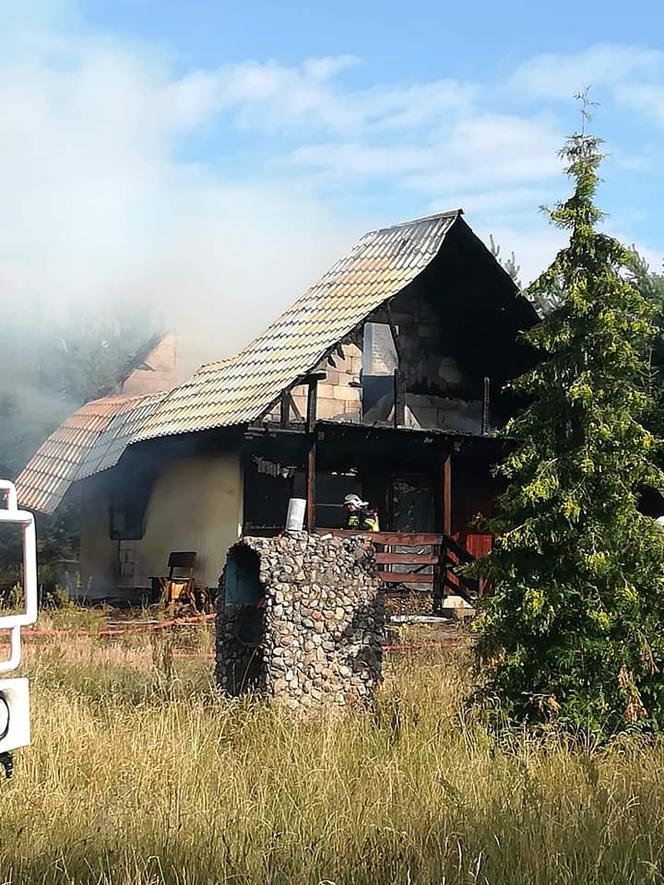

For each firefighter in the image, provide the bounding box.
[343,494,380,532]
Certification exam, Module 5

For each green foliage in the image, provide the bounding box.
[529,274,566,316]
[474,113,664,739]
[628,249,664,450]
[488,232,567,316]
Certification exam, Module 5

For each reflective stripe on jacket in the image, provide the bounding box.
[346,511,380,532]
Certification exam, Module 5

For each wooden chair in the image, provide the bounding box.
[151,551,197,605]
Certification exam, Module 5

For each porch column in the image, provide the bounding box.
[306,443,316,532]
[442,452,452,536]
[305,376,320,532]
[434,450,453,612]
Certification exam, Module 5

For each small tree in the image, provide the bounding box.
[489,234,522,289]
[475,109,664,738]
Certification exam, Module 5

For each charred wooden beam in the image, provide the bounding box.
[280,391,290,426]
[305,374,321,531]
[434,453,453,611]
[305,375,322,433]
[385,302,406,428]
[244,425,305,438]
[288,391,303,422]
[443,453,452,536]
[306,440,316,532]
[481,377,490,435]
[393,368,406,428]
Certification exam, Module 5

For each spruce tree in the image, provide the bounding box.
[475,111,664,738]
[489,234,522,289]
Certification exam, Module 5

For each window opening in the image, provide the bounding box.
[361,322,398,422]
[110,465,153,540]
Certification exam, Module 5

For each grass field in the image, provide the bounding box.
[2,610,664,884]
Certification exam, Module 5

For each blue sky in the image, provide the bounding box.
[2,0,664,363]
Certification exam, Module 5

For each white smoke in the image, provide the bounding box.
[0,27,359,376]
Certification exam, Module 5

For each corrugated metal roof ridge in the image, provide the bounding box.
[368,208,462,235]
[134,211,459,443]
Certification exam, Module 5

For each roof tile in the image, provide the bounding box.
[15,392,165,513]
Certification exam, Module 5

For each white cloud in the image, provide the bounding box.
[615,83,664,127]
[214,58,362,132]
[357,79,477,130]
[413,114,563,191]
[292,113,563,195]
[292,141,431,177]
[509,43,664,100]
[302,55,360,80]
[168,57,475,136]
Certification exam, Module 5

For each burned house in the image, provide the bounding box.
[16,210,538,604]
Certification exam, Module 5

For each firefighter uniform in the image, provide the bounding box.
[345,505,380,532]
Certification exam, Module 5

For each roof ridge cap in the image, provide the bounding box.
[364,208,463,237]
[82,391,160,408]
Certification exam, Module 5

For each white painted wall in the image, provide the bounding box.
[80,454,243,597]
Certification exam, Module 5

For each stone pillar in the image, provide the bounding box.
[216,532,384,712]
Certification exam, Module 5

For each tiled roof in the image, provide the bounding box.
[76,390,167,479]
[16,210,461,512]
[15,392,165,513]
[135,210,460,440]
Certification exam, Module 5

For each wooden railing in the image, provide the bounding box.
[315,529,488,607]
[441,533,488,599]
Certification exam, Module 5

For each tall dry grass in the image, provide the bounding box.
[1,619,664,884]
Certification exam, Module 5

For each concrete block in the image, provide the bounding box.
[333,385,360,402]
[317,397,346,420]
[317,383,336,400]
[324,369,341,386]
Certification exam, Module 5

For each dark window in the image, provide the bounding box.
[243,456,299,533]
[390,475,434,533]
[109,466,153,540]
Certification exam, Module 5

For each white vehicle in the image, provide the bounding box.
[0,481,37,778]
